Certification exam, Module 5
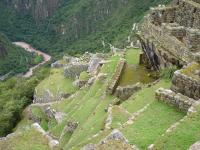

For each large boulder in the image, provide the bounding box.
[64,121,78,134]
[51,61,64,68]
[73,79,88,88]
[100,129,129,144]
[189,141,200,150]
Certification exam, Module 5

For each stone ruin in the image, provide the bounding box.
[156,61,200,113]
[115,83,141,100]
[64,63,89,78]
[106,59,126,95]
[138,0,200,70]
[138,0,200,113]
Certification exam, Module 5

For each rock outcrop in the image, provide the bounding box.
[64,63,89,78]
[5,0,60,22]
[189,141,200,150]
[88,54,104,75]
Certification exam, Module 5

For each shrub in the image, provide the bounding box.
[160,66,178,80]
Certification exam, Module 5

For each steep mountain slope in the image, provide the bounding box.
[0,0,170,56]
[0,33,35,76]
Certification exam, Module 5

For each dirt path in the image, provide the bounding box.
[13,42,51,78]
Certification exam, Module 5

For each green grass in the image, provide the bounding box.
[31,106,49,130]
[121,80,171,113]
[0,128,50,150]
[49,55,121,149]
[121,101,185,149]
[180,62,200,80]
[110,106,131,129]
[125,48,141,65]
[79,71,90,81]
[35,68,77,97]
[154,105,200,150]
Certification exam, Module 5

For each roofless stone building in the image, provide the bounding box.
[138,0,200,70]
[138,0,200,113]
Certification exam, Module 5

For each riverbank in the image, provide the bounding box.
[13,42,51,78]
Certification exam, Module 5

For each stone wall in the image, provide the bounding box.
[149,6,176,25]
[171,67,200,100]
[64,63,89,78]
[174,0,200,29]
[33,89,71,104]
[155,88,196,112]
[106,59,126,95]
[184,28,200,52]
[138,0,200,70]
[115,83,141,100]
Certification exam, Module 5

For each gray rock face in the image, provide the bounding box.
[101,129,129,144]
[87,77,96,86]
[64,122,78,133]
[115,83,141,100]
[81,144,96,150]
[32,123,59,149]
[73,79,87,88]
[189,141,200,150]
[45,107,56,118]
[88,54,104,74]
[64,63,88,78]
[51,61,64,68]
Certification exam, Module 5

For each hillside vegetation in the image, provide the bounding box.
[0,66,50,136]
[1,49,197,150]
[0,34,39,76]
[0,0,170,56]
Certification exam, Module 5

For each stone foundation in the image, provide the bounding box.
[64,63,89,78]
[106,59,126,95]
[171,63,200,100]
[115,83,141,100]
[155,88,196,112]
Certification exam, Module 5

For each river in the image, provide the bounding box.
[13,42,51,78]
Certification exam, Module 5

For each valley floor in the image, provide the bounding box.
[13,42,51,77]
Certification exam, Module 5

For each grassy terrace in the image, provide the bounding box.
[121,101,184,149]
[110,105,131,129]
[0,128,49,150]
[35,68,77,97]
[154,105,200,150]
[125,48,140,65]
[119,79,185,149]
[119,48,155,86]
[49,55,121,149]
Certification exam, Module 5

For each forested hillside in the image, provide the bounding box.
[0,0,170,56]
[0,33,37,76]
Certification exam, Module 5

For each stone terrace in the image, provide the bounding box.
[156,62,200,112]
[138,0,200,69]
